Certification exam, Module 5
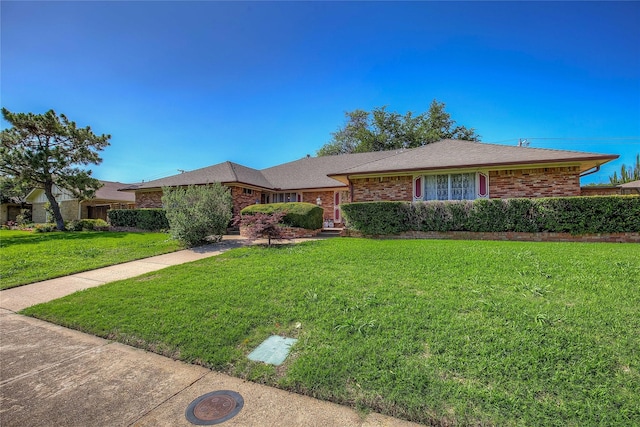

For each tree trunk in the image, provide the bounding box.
[43,182,66,231]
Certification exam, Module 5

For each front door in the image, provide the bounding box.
[334,191,342,224]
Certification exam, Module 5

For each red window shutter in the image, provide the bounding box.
[297,194,301,202]
[478,173,488,197]
[414,176,423,199]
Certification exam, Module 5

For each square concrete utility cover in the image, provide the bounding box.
[247,336,297,366]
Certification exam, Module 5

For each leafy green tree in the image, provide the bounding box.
[0,108,110,230]
[609,154,640,184]
[317,100,480,156]
[162,184,232,247]
[0,175,30,204]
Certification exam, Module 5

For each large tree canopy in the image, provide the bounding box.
[317,100,480,156]
[0,108,110,230]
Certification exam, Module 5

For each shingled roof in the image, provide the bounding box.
[330,140,618,178]
[122,161,272,191]
[619,180,640,189]
[121,140,618,192]
[261,150,398,190]
[94,181,136,202]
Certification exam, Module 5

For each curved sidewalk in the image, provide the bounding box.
[0,236,421,427]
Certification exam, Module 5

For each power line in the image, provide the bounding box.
[519,137,640,141]
[490,137,640,145]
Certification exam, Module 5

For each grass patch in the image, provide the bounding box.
[0,230,182,289]
[22,239,640,426]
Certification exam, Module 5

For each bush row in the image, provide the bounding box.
[340,196,640,235]
[241,202,323,230]
[107,209,169,231]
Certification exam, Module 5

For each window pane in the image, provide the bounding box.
[425,175,438,200]
[464,173,476,200]
[451,174,464,200]
[437,175,448,200]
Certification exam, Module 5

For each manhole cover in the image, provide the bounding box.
[185,390,244,425]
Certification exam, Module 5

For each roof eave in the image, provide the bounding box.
[328,155,620,178]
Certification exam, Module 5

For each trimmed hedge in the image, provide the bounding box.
[107,209,169,231]
[241,202,323,230]
[341,196,640,236]
[67,219,109,231]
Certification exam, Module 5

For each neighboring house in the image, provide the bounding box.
[27,181,135,223]
[580,185,620,197]
[619,180,640,195]
[121,139,618,226]
[1,197,31,224]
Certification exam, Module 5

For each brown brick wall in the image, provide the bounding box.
[489,167,580,198]
[135,191,163,208]
[240,226,321,239]
[580,186,620,196]
[230,186,262,215]
[302,191,335,221]
[135,186,261,215]
[351,176,413,202]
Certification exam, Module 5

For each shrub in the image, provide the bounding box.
[16,208,32,225]
[340,196,640,236]
[108,209,169,230]
[161,183,232,247]
[234,211,287,246]
[340,201,410,235]
[67,219,109,231]
[241,202,323,230]
[34,223,57,233]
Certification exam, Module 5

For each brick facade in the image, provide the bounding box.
[135,191,163,208]
[302,191,335,222]
[134,186,263,216]
[351,175,413,202]
[240,226,321,239]
[348,168,584,203]
[580,186,620,197]
[488,167,581,198]
[230,186,263,215]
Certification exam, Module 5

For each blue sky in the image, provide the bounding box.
[2,1,639,184]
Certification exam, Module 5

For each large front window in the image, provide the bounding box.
[416,172,487,201]
[268,192,300,203]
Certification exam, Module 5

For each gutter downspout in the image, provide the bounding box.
[579,165,601,178]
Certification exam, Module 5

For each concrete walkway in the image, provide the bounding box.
[0,236,421,427]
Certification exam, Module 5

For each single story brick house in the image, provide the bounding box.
[27,180,135,223]
[121,139,618,226]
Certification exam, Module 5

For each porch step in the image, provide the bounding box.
[318,228,342,238]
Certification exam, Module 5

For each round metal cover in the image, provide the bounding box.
[185,390,244,425]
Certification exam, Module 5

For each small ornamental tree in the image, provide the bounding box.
[234,211,287,247]
[161,183,232,247]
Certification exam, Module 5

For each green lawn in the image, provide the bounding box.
[0,230,183,289]
[22,239,640,426]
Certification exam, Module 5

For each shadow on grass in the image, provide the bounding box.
[0,231,162,248]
